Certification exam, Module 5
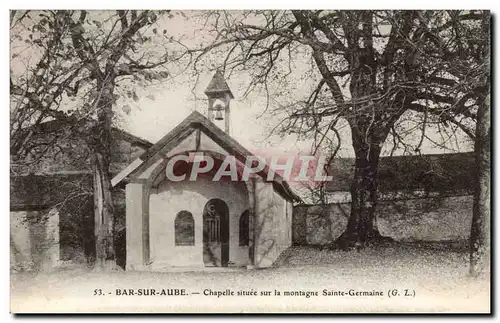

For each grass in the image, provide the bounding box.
[10,242,490,313]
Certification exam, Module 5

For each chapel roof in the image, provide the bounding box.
[111,110,301,203]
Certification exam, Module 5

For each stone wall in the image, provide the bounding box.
[10,209,59,271]
[10,198,96,272]
[10,126,149,270]
[293,195,473,245]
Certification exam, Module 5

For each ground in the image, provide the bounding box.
[10,243,490,313]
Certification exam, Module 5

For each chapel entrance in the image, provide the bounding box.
[203,198,229,267]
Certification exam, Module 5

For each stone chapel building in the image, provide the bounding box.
[112,71,300,270]
[111,71,300,270]
[10,71,300,271]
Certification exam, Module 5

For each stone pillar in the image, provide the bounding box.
[245,178,256,269]
[252,180,277,268]
[125,182,149,270]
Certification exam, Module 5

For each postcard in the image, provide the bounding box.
[9,9,491,313]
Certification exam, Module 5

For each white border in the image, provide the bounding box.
[2,2,497,322]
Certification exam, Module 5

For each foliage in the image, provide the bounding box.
[10,10,188,166]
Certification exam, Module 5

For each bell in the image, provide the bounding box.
[214,109,224,121]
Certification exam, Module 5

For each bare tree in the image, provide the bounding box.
[10,10,188,268]
[469,93,490,277]
[469,13,490,277]
[190,10,488,248]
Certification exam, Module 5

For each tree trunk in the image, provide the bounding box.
[469,94,490,277]
[93,151,116,269]
[92,81,117,270]
[335,137,390,249]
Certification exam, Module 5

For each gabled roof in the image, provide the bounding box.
[112,111,301,202]
[111,128,153,150]
[18,117,153,150]
[11,117,153,176]
[204,70,234,98]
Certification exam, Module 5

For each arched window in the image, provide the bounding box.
[239,210,250,246]
[175,211,195,246]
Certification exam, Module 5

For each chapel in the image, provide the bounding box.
[111,71,300,270]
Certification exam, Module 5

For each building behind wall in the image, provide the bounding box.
[293,152,476,246]
[10,121,152,271]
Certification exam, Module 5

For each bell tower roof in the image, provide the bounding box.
[204,70,234,99]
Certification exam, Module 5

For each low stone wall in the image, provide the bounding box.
[10,209,60,272]
[292,195,473,245]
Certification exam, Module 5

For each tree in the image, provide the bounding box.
[469,13,490,277]
[470,93,490,277]
[190,10,488,248]
[10,11,84,164]
[10,10,187,268]
[413,11,491,275]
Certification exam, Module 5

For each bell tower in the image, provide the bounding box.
[204,70,234,134]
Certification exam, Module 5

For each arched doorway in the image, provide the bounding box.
[203,198,229,267]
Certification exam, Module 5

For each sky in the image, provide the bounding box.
[115,11,473,159]
[10,10,474,160]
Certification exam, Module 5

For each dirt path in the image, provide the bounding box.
[11,244,490,313]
